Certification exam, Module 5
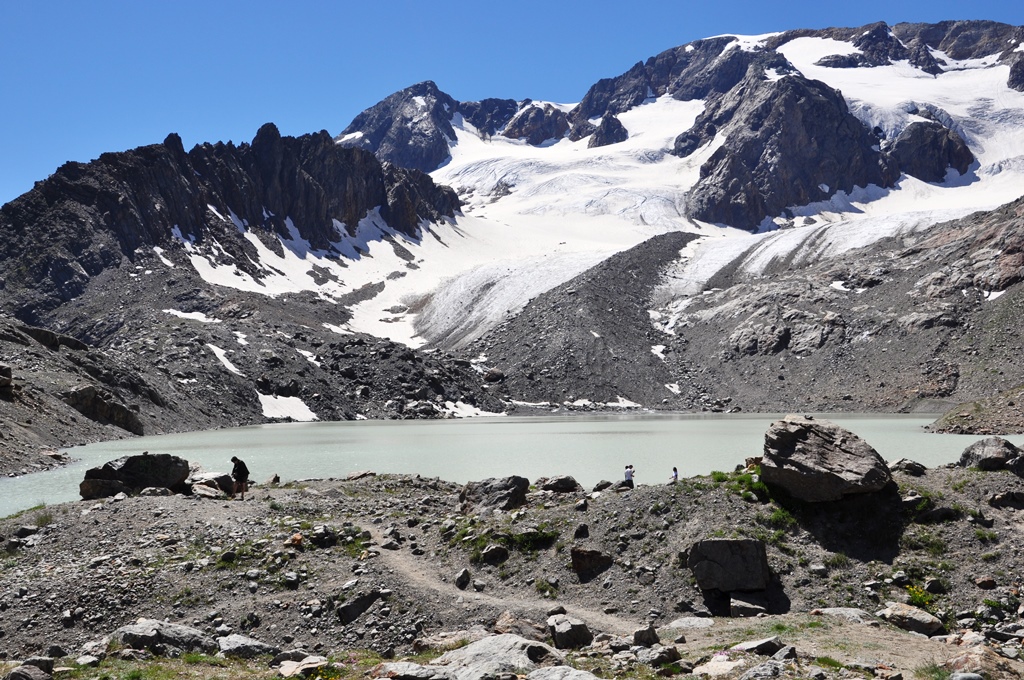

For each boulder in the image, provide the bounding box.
[889,458,927,476]
[81,453,190,499]
[110,618,217,654]
[686,539,770,592]
[569,547,613,583]
[635,644,681,667]
[546,614,593,649]
[730,636,785,655]
[278,656,329,678]
[494,611,547,642]
[632,623,660,647]
[958,437,1021,471]
[540,475,582,493]
[337,590,382,624]
[527,668,601,680]
[187,470,234,494]
[480,544,510,564]
[760,415,892,502]
[459,476,529,513]
[3,666,51,680]
[875,602,944,636]
[454,568,471,590]
[434,633,563,673]
[216,633,281,658]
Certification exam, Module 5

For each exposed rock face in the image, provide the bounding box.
[459,476,530,513]
[957,437,1022,470]
[502,103,570,146]
[459,98,520,137]
[889,121,975,182]
[678,68,898,230]
[588,115,628,148]
[0,124,458,324]
[335,81,459,173]
[1011,57,1024,92]
[61,384,144,435]
[81,453,190,499]
[760,415,893,502]
[685,539,771,592]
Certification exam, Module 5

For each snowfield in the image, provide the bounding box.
[171,33,1024,350]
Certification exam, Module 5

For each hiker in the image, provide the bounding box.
[624,464,635,489]
[669,466,678,484]
[230,456,250,500]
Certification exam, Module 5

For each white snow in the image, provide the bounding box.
[234,332,249,346]
[651,345,667,360]
[164,309,221,323]
[257,393,318,421]
[206,344,243,376]
[985,290,1006,301]
[296,349,321,367]
[442,401,506,418]
[153,247,175,267]
[665,383,681,395]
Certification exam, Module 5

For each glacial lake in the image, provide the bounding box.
[3,413,1022,518]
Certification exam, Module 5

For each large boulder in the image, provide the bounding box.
[958,437,1022,471]
[81,453,190,499]
[546,615,593,649]
[459,476,529,514]
[217,633,281,659]
[760,415,892,502]
[110,618,217,654]
[569,547,614,583]
[875,601,944,636]
[686,539,770,592]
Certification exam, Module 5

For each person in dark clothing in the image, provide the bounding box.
[230,456,250,500]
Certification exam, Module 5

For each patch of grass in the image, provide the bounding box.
[975,528,998,544]
[756,506,797,530]
[710,470,730,484]
[823,552,852,569]
[981,552,999,562]
[181,653,227,667]
[902,530,947,557]
[535,578,559,598]
[914,662,951,680]
[814,656,844,669]
[2,503,47,521]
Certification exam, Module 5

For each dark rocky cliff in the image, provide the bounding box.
[0,124,458,323]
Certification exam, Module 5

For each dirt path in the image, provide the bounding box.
[367,526,637,635]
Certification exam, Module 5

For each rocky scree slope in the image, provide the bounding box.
[338,20,1017,230]
[3,451,1024,676]
[460,195,1024,414]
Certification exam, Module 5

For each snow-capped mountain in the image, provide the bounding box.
[1,20,1024,469]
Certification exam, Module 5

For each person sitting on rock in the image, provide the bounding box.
[230,456,250,500]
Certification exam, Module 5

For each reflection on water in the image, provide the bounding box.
[2,413,1020,518]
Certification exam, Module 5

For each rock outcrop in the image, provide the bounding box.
[80,453,190,499]
[760,415,893,502]
[888,120,975,182]
[459,476,530,513]
[685,538,771,592]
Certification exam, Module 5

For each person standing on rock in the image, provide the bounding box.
[624,464,635,489]
[231,456,250,500]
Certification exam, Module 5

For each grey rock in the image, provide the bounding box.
[686,539,770,592]
[434,633,564,675]
[812,607,874,624]
[337,590,382,625]
[958,437,1021,471]
[889,458,927,476]
[526,668,601,680]
[459,476,529,513]
[740,661,786,680]
[111,618,217,654]
[540,475,581,493]
[569,547,613,583]
[731,594,768,617]
[3,666,51,680]
[876,601,944,636]
[81,453,190,499]
[632,623,660,647]
[19,658,54,674]
[588,115,628,149]
[761,415,893,502]
[480,544,510,564]
[216,633,281,659]
[546,614,593,649]
[635,644,681,667]
[454,568,471,590]
[731,636,785,655]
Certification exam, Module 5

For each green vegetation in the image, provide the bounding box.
[914,662,952,680]
[975,528,998,544]
[535,578,559,598]
[814,656,844,669]
[823,552,852,570]
[905,585,934,610]
[902,530,947,557]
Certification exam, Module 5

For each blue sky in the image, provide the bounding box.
[1,0,1022,205]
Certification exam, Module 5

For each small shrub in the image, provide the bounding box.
[710,470,729,484]
[535,578,558,598]
[975,529,998,544]
[815,656,844,669]
[980,552,999,562]
[915,662,951,680]
[823,552,852,569]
